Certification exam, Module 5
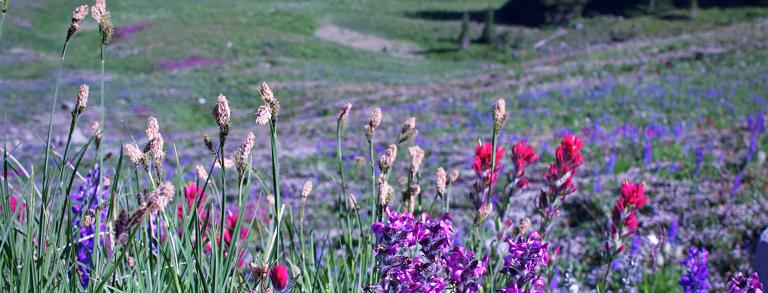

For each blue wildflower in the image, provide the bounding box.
[679,246,710,293]
[71,164,108,288]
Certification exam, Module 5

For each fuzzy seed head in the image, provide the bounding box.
[378,144,398,174]
[347,193,358,210]
[338,103,352,123]
[145,117,160,141]
[91,121,101,146]
[301,181,313,199]
[213,93,231,129]
[436,167,447,195]
[475,201,493,224]
[449,169,460,183]
[408,145,425,174]
[258,82,280,118]
[215,158,235,169]
[74,84,89,115]
[147,181,174,213]
[203,134,215,154]
[125,144,144,165]
[378,179,394,206]
[234,132,255,175]
[90,0,107,22]
[195,164,208,180]
[150,135,165,168]
[255,105,272,125]
[402,117,416,133]
[73,5,89,22]
[493,98,507,131]
[370,107,382,129]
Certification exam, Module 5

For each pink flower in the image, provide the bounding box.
[270,263,289,291]
[472,141,504,185]
[555,134,583,171]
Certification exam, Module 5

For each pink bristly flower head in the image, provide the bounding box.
[472,141,504,185]
[270,263,289,291]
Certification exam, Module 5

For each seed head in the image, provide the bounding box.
[72,84,89,117]
[124,144,144,166]
[449,169,460,183]
[347,193,358,210]
[67,5,89,41]
[90,0,112,44]
[378,178,394,206]
[145,117,160,141]
[259,82,280,118]
[90,0,107,21]
[493,98,507,131]
[436,167,447,195]
[515,218,531,236]
[250,262,269,279]
[147,181,174,213]
[91,121,101,147]
[365,107,382,142]
[255,105,272,125]
[114,210,131,245]
[301,180,313,199]
[215,158,234,169]
[213,93,231,135]
[398,117,418,143]
[370,107,382,129]
[203,133,215,154]
[195,164,208,180]
[149,134,165,169]
[233,132,255,176]
[408,145,425,174]
[73,4,88,22]
[378,144,398,174]
[475,201,493,225]
[338,103,352,123]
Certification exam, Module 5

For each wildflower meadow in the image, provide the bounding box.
[1,0,767,292]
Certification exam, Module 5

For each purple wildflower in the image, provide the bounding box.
[367,206,487,292]
[728,272,764,293]
[679,246,710,293]
[499,231,549,293]
[71,164,108,288]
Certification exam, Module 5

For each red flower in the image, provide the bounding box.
[472,141,504,185]
[509,141,538,178]
[554,134,583,171]
[2,195,26,221]
[176,183,207,220]
[610,181,647,237]
[221,210,249,245]
[270,263,289,291]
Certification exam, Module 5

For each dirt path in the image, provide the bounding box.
[314,24,422,58]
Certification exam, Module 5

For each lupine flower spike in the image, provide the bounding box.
[679,246,710,293]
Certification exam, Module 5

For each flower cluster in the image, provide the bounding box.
[367,206,487,292]
[728,272,764,293]
[679,246,710,293]
[499,231,550,293]
[70,164,108,288]
[472,141,504,186]
[610,181,647,240]
[537,135,584,236]
[508,141,538,188]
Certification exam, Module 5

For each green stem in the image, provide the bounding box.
[269,121,281,262]
[369,138,377,220]
[336,122,347,210]
[488,127,499,204]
